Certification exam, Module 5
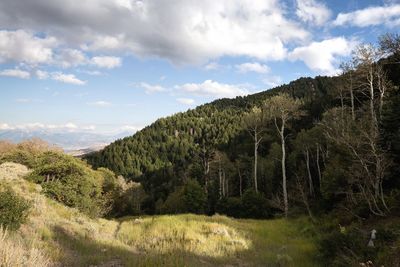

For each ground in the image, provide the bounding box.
[0,162,318,267]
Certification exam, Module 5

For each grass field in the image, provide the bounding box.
[0,162,318,267]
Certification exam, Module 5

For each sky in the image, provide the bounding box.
[0,0,399,134]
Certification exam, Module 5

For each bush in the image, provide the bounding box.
[0,188,31,230]
[216,197,243,218]
[27,152,103,217]
[161,186,186,214]
[183,179,206,214]
[241,189,271,218]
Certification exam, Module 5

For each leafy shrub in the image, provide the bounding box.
[216,197,243,218]
[0,149,37,168]
[183,179,206,214]
[27,151,103,217]
[241,189,271,218]
[0,188,31,230]
[161,186,186,214]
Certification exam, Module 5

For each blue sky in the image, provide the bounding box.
[0,0,399,134]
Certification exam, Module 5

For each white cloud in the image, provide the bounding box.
[91,56,122,69]
[0,69,31,79]
[56,49,87,68]
[35,70,49,80]
[137,82,166,94]
[0,123,13,130]
[0,30,56,65]
[87,101,112,107]
[83,35,124,51]
[204,62,221,70]
[0,122,95,132]
[79,70,103,76]
[296,0,331,26]
[0,0,309,64]
[176,80,248,98]
[82,125,96,131]
[333,4,400,27]
[116,125,144,134]
[262,76,283,88]
[51,72,86,85]
[288,37,356,75]
[177,98,195,105]
[15,98,43,103]
[236,62,270,74]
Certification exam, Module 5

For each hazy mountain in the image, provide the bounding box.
[0,129,133,151]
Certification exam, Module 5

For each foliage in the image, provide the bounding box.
[183,179,206,214]
[241,189,271,219]
[0,187,31,230]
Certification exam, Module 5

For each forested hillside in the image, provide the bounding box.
[83,34,400,264]
[85,34,400,221]
[85,76,339,211]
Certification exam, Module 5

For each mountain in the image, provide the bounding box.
[0,129,133,151]
[85,76,338,176]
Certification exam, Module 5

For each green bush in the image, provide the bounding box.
[0,188,31,230]
[183,179,206,214]
[27,151,103,217]
[161,186,186,214]
[216,197,243,218]
[241,189,271,218]
[0,149,37,168]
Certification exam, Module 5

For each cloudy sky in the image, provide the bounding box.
[0,0,399,133]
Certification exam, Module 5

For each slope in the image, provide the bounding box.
[0,162,317,267]
[84,75,339,182]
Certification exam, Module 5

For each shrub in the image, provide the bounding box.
[183,179,206,214]
[27,152,103,217]
[241,189,271,219]
[161,186,186,214]
[216,197,243,218]
[0,188,31,230]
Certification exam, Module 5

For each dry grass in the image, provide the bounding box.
[0,162,318,266]
[0,227,51,267]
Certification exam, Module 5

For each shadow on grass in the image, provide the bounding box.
[52,225,244,267]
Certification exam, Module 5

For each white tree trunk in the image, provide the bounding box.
[281,122,288,217]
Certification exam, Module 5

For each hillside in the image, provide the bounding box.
[85,76,338,179]
[0,162,317,267]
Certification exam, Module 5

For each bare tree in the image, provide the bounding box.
[320,108,390,216]
[263,94,303,217]
[242,107,266,193]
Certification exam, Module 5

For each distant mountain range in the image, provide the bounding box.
[0,129,132,153]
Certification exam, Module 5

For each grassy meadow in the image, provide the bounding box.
[0,162,318,267]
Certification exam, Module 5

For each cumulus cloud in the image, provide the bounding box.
[296,0,331,26]
[288,37,356,75]
[137,82,166,94]
[0,69,31,79]
[51,72,86,85]
[236,62,270,74]
[333,4,400,27]
[56,49,87,68]
[176,98,195,105]
[0,30,56,65]
[91,56,122,69]
[87,101,112,107]
[176,80,248,98]
[0,0,309,64]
